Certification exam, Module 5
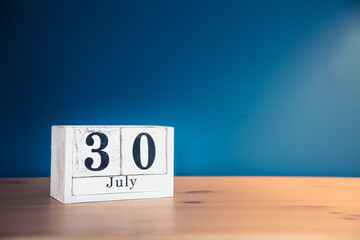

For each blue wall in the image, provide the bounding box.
[1,0,360,177]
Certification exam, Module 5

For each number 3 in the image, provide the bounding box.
[84,132,110,171]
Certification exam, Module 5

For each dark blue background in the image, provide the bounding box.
[1,0,360,177]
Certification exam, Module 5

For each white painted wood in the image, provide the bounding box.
[50,125,174,204]
[72,175,171,196]
[72,127,120,177]
[166,127,174,195]
[50,126,65,203]
[63,127,73,203]
[121,127,167,175]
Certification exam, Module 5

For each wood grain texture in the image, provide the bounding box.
[0,177,359,240]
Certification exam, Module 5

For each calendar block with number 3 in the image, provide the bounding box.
[50,126,174,203]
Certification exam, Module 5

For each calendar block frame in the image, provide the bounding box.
[50,125,174,204]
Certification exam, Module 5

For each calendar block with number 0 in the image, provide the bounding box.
[50,126,174,203]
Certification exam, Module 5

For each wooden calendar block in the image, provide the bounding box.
[121,127,167,175]
[73,127,120,177]
[50,125,174,204]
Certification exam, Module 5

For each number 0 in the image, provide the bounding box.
[132,133,156,170]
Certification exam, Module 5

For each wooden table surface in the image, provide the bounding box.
[0,177,359,240]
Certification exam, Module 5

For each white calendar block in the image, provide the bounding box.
[72,175,171,196]
[121,127,167,175]
[50,125,174,204]
[73,127,120,177]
